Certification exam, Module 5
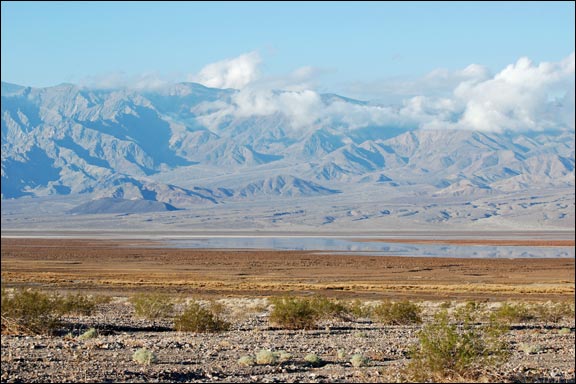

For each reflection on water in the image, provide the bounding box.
[165,237,574,258]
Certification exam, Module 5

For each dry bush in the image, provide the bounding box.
[269,296,352,330]
[371,300,422,325]
[174,300,229,332]
[268,296,320,330]
[130,292,174,320]
[1,288,63,335]
[406,308,509,382]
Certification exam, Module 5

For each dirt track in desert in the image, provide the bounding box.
[1,238,573,301]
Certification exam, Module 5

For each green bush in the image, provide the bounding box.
[269,296,352,330]
[310,296,349,319]
[275,350,292,362]
[130,293,174,320]
[269,296,320,330]
[59,293,110,316]
[347,299,372,318]
[132,348,157,365]
[519,342,543,355]
[1,288,112,335]
[491,302,534,323]
[350,353,369,368]
[1,288,64,335]
[371,300,422,325]
[536,302,575,323]
[453,300,487,323]
[238,355,255,367]
[78,327,98,340]
[174,300,229,333]
[304,353,322,367]
[407,309,509,381]
[255,349,277,365]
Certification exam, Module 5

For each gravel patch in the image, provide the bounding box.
[2,298,574,383]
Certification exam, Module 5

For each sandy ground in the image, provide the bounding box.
[1,238,573,301]
[2,238,575,383]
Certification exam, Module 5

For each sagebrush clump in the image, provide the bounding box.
[174,300,229,332]
[255,349,277,365]
[130,293,174,320]
[350,353,369,368]
[269,296,351,330]
[60,293,110,316]
[407,308,509,381]
[2,288,111,335]
[237,355,255,367]
[304,353,322,367]
[268,297,320,330]
[78,327,98,340]
[132,348,157,365]
[491,302,534,323]
[1,288,67,335]
[371,300,422,325]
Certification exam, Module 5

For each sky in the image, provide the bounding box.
[2,1,574,92]
[1,1,575,132]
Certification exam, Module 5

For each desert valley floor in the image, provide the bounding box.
[1,235,574,383]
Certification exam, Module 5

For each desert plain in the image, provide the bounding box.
[1,235,575,383]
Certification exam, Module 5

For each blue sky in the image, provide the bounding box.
[1,1,574,97]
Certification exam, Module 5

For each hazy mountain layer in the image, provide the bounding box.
[1,81,574,230]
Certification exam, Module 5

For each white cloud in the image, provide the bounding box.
[83,51,575,134]
[195,53,575,134]
[189,51,261,89]
[451,53,575,131]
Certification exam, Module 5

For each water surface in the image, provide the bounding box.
[164,236,574,258]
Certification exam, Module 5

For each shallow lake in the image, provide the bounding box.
[163,236,574,258]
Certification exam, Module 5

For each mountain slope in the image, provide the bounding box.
[1,81,574,229]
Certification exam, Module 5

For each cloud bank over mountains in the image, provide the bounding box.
[2,52,574,229]
[76,51,574,134]
[192,51,575,134]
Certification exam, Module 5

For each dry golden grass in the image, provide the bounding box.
[1,238,574,301]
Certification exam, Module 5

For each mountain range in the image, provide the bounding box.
[1,81,574,231]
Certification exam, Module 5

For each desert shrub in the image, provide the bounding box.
[310,296,349,319]
[491,302,534,323]
[336,349,347,360]
[350,353,369,368]
[275,350,292,362]
[238,355,255,367]
[304,353,322,367]
[347,299,372,318]
[519,342,543,355]
[269,296,319,330]
[371,300,422,325]
[1,288,64,335]
[59,293,111,316]
[453,300,488,323]
[269,296,352,329]
[174,300,229,333]
[536,302,575,323]
[132,348,157,365]
[255,349,277,365]
[130,293,174,320]
[558,327,571,335]
[407,309,509,381]
[78,327,98,340]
